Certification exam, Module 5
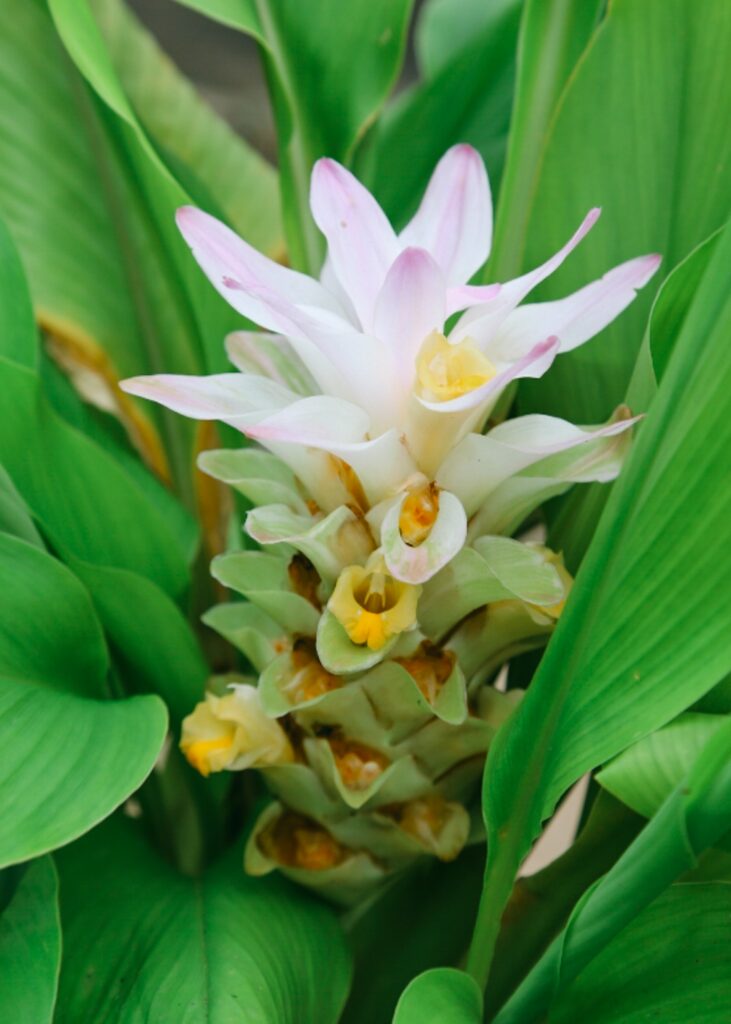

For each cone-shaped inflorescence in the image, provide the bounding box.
[122,144,655,904]
[185,455,572,905]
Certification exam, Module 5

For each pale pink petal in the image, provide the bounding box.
[284,320,401,435]
[417,336,560,415]
[487,253,662,361]
[451,208,601,347]
[224,290,401,430]
[399,144,493,286]
[445,282,500,318]
[309,159,399,332]
[373,247,446,388]
[176,206,347,337]
[319,254,359,326]
[120,373,294,424]
[246,395,370,447]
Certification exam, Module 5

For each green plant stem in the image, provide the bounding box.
[465,836,519,990]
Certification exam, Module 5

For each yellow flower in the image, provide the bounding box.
[398,481,440,546]
[180,686,294,777]
[328,553,421,650]
[416,329,496,402]
[258,810,347,871]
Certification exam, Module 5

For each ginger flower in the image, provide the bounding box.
[257,812,347,872]
[181,685,294,776]
[122,145,658,584]
[328,552,420,650]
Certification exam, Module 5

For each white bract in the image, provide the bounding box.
[122,144,658,585]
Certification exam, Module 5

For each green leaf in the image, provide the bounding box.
[0,535,167,866]
[361,0,521,228]
[56,816,352,1023]
[517,0,731,422]
[0,0,209,502]
[46,0,241,376]
[0,681,166,867]
[695,673,731,715]
[91,0,282,255]
[597,713,727,819]
[0,358,190,597]
[643,227,723,386]
[0,534,108,697]
[0,858,60,1022]
[469,214,731,990]
[416,0,518,78]
[0,0,276,493]
[175,0,414,272]
[0,467,43,549]
[488,0,604,280]
[549,883,731,1024]
[395,968,482,1024]
[494,717,731,1022]
[0,215,36,370]
[71,559,208,723]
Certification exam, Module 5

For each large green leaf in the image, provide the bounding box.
[91,0,281,254]
[0,0,279,493]
[468,214,731,990]
[0,858,60,1021]
[0,679,165,867]
[0,0,194,491]
[517,0,731,422]
[495,719,731,1021]
[0,533,167,865]
[597,713,727,819]
[0,358,190,597]
[487,0,604,281]
[416,0,517,78]
[47,0,242,375]
[394,968,482,1024]
[0,467,43,549]
[549,883,731,1024]
[175,0,414,271]
[359,0,522,228]
[0,0,172,377]
[0,534,108,698]
[55,816,352,1023]
[0,216,36,371]
[71,560,207,723]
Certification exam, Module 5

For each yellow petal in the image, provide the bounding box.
[416,330,496,402]
[328,554,421,650]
